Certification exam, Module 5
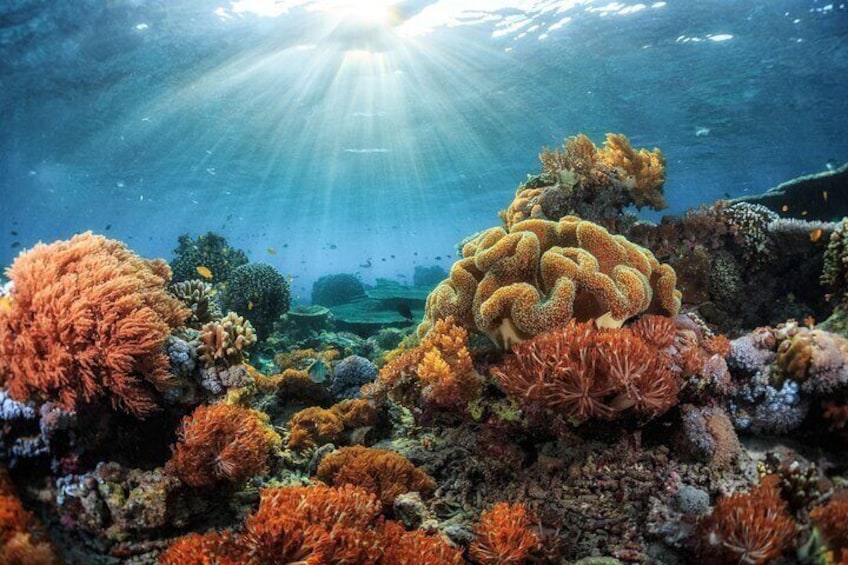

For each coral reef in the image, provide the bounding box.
[501,133,666,229]
[222,262,291,340]
[420,216,681,348]
[312,273,367,307]
[169,232,248,284]
[316,445,436,508]
[196,312,257,394]
[165,403,280,488]
[0,232,189,417]
[331,355,378,400]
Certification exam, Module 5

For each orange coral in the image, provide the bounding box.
[699,475,795,564]
[0,468,59,565]
[811,494,848,551]
[420,216,681,349]
[597,133,666,210]
[161,484,462,565]
[287,406,345,450]
[492,321,679,424]
[469,502,540,565]
[371,317,482,414]
[166,403,280,488]
[0,232,189,417]
[196,312,256,368]
[316,446,436,508]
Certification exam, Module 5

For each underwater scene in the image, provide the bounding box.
[1,0,848,563]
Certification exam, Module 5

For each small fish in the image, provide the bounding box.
[810,228,823,242]
[781,204,789,212]
[390,254,395,259]
[9,231,17,236]
[381,258,386,262]
[722,192,731,199]
[329,244,337,250]
[803,315,815,328]
[435,256,442,260]
[359,259,372,268]
[283,244,288,248]
[104,224,111,231]
[396,302,413,321]
[288,276,294,283]
[267,247,277,255]
[413,252,418,256]
[248,300,254,311]
[196,265,213,279]
[10,241,20,248]
[801,210,808,216]
[823,190,829,202]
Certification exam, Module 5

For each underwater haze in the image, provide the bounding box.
[1,0,847,295]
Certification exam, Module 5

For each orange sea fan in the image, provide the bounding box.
[0,232,189,417]
[316,445,436,508]
[469,502,541,565]
[166,403,279,488]
[699,475,796,564]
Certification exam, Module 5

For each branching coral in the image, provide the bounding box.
[420,216,681,349]
[0,232,189,417]
[491,321,680,424]
[469,502,541,565]
[316,445,436,508]
[698,475,795,564]
[170,279,222,328]
[197,312,257,368]
[165,403,280,488]
[503,133,666,228]
[371,317,482,415]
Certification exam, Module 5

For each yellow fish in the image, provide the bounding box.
[248,300,254,311]
[823,190,829,202]
[781,204,789,212]
[0,296,11,313]
[196,265,213,279]
[810,228,823,242]
[267,247,277,255]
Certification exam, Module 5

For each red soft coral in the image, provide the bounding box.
[699,475,796,564]
[469,502,540,565]
[166,403,280,488]
[0,232,189,417]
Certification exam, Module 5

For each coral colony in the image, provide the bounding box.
[2,133,848,564]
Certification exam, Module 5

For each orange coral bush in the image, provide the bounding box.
[469,502,540,565]
[286,398,379,450]
[0,232,189,417]
[316,446,436,508]
[160,484,462,565]
[371,317,482,414]
[597,133,666,210]
[699,475,796,564]
[0,468,58,565]
[810,493,848,556]
[166,403,280,488]
[419,217,681,349]
[492,321,680,424]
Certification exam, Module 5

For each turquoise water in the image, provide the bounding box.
[1,0,846,296]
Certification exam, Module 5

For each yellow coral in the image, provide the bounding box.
[420,216,681,348]
[597,133,666,209]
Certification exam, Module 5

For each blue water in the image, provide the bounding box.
[1,0,846,298]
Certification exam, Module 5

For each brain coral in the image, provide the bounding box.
[419,216,681,348]
[0,232,189,417]
[223,263,291,340]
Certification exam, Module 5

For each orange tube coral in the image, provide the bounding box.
[0,232,189,417]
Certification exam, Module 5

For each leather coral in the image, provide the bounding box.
[0,232,189,417]
[420,216,681,348]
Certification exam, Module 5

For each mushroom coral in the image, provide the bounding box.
[419,216,681,348]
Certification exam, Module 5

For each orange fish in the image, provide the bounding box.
[781,204,789,212]
[803,315,815,328]
[196,265,213,279]
[810,228,823,242]
[267,247,277,255]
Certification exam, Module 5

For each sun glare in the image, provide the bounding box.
[310,0,400,27]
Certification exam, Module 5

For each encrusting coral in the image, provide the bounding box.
[469,502,541,565]
[501,133,666,229]
[165,403,280,488]
[0,232,190,417]
[286,398,378,450]
[491,319,681,424]
[316,445,436,508]
[419,216,681,348]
